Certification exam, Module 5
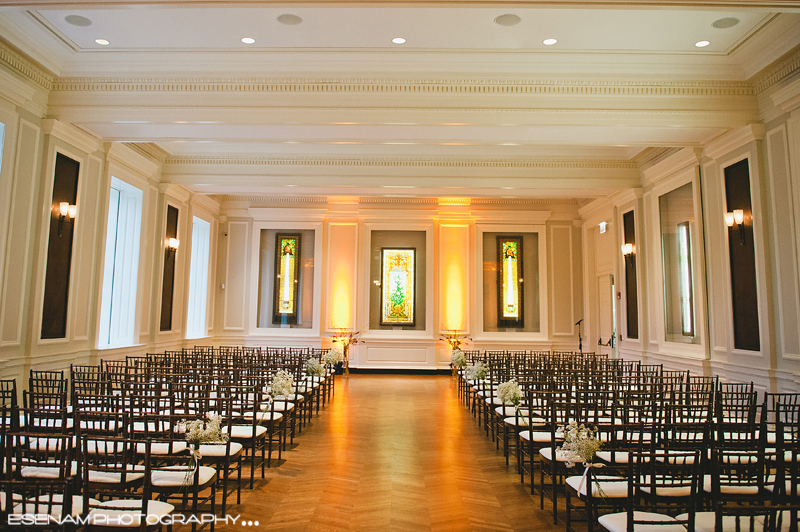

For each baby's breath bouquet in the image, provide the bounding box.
[557,420,602,468]
[451,348,467,369]
[323,348,341,367]
[466,361,488,381]
[269,369,295,398]
[181,414,228,485]
[497,379,521,406]
[306,358,325,377]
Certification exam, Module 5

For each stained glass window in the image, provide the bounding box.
[497,236,523,328]
[273,234,301,324]
[380,248,415,325]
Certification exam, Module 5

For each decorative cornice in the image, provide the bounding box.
[53,77,754,97]
[168,155,637,170]
[212,195,578,207]
[703,123,765,161]
[124,142,169,165]
[0,38,53,91]
[752,47,800,95]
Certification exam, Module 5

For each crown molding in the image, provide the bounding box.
[752,46,800,95]
[610,188,643,207]
[0,68,35,108]
[249,207,328,222]
[642,146,702,186]
[578,197,615,222]
[771,75,800,113]
[703,123,765,161]
[42,119,100,155]
[106,142,160,178]
[167,155,637,170]
[53,77,755,98]
[0,38,53,91]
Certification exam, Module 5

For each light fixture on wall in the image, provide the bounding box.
[166,237,180,258]
[725,209,745,245]
[55,201,76,237]
[599,221,608,234]
[621,243,635,257]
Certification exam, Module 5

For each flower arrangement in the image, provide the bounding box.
[466,361,488,381]
[440,329,471,350]
[330,328,361,376]
[497,379,521,406]
[270,369,295,398]
[181,414,228,485]
[557,421,602,468]
[323,347,341,367]
[306,358,325,377]
[451,348,467,369]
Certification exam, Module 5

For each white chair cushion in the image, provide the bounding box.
[198,442,244,457]
[596,451,631,464]
[242,411,283,422]
[566,475,628,498]
[151,465,216,487]
[88,464,146,484]
[223,425,268,438]
[20,461,78,479]
[87,499,174,527]
[271,401,295,412]
[494,406,529,417]
[539,447,575,462]
[519,430,555,442]
[598,511,686,532]
[85,440,127,455]
[702,475,761,495]
[135,441,187,455]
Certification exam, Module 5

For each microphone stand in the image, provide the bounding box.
[575,319,584,354]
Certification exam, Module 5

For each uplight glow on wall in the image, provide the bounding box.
[380,248,415,326]
[497,236,523,328]
[273,234,301,324]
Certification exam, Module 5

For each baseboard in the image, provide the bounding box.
[343,368,452,375]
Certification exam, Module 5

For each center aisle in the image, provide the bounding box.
[219,374,556,532]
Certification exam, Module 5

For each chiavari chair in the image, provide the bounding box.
[2,477,86,531]
[598,449,701,532]
[219,384,270,488]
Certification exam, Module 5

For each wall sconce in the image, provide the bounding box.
[599,221,608,234]
[55,201,76,237]
[166,237,180,258]
[621,243,635,257]
[725,209,745,245]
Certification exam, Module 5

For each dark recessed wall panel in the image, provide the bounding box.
[724,159,760,352]
[159,205,179,332]
[41,154,80,339]
[623,210,639,340]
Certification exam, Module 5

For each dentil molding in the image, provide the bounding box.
[168,155,638,170]
[53,77,755,97]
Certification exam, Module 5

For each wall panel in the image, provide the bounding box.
[551,225,574,336]
[223,221,248,331]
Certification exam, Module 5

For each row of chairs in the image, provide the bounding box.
[0,345,338,531]
[456,352,800,531]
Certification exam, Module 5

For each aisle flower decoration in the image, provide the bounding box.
[466,361,488,381]
[306,357,325,377]
[182,414,227,485]
[269,369,295,398]
[330,328,361,376]
[323,347,341,367]
[497,379,521,406]
[451,348,467,369]
[557,421,602,468]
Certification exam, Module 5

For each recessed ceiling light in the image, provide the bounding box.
[695,40,711,47]
[543,38,558,46]
[241,37,255,44]
[712,17,740,29]
[501,143,519,146]
[494,14,521,27]
[277,14,303,25]
[95,38,110,45]
[65,15,91,27]
[392,37,406,44]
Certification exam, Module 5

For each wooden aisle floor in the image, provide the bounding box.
[213,374,572,532]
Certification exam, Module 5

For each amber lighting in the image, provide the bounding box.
[440,225,468,333]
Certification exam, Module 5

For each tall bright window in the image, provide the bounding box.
[186,216,210,339]
[98,177,143,348]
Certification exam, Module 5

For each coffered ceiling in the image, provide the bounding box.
[1,0,799,198]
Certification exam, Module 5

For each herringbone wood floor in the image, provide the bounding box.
[213,374,573,532]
